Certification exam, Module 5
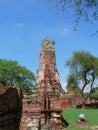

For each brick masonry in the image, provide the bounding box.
[20,38,69,130]
[0,38,72,130]
[0,38,98,129]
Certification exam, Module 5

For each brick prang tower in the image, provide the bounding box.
[37,37,63,95]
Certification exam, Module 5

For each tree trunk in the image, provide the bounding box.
[82,82,90,108]
[81,81,88,108]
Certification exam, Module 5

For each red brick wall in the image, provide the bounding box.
[60,97,72,108]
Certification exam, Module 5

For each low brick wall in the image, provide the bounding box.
[60,97,72,108]
[2,86,98,129]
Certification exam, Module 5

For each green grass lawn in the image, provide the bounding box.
[62,108,98,130]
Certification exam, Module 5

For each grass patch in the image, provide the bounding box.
[62,108,98,130]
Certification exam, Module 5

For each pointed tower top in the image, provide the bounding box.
[41,37,54,52]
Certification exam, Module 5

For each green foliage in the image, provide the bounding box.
[91,87,98,93]
[66,74,80,95]
[66,74,78,89]
[89,91,98,100]
[0,59,35,93]
[66,51,98,95]
[89,87,98,100]
[52,40,56,45]
[46,0,98,34]
[62,108,98,130]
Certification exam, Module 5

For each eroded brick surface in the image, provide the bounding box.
[0,87,22,130]
[0,38,71,130]
[0,38,98,129]
[20,38,68,129]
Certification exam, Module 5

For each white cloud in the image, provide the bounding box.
[63,27,69,34]
[16,23,24,29]
[63,27,68,32]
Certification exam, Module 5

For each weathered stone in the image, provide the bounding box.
[0,38,72,130]
[0,87,22,130]
[20,37,66,130]
[90,126,98,130]
[76,120,89,127]
[37,37,63,95]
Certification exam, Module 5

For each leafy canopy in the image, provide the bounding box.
[66,51,98,94]
[66,74,80,96]
[0,59,35,93]
[89,87,98,100]
[47,0,98,34]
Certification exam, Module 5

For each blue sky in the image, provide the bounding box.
[0,0,98,90]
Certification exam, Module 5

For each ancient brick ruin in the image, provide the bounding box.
[20,37,67,130]
[1,37,98,129]
[36,37,63,95]
[0,37,72,130]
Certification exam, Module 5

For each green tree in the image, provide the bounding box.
[66,51,98,107]
[47,0,98,33]
[89,87,98,100]
[0,59,35,93]
[66,74,78,94]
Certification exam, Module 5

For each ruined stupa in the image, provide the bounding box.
[0,37,71,130]
[37,37,63,95]
[20,37,66,130]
